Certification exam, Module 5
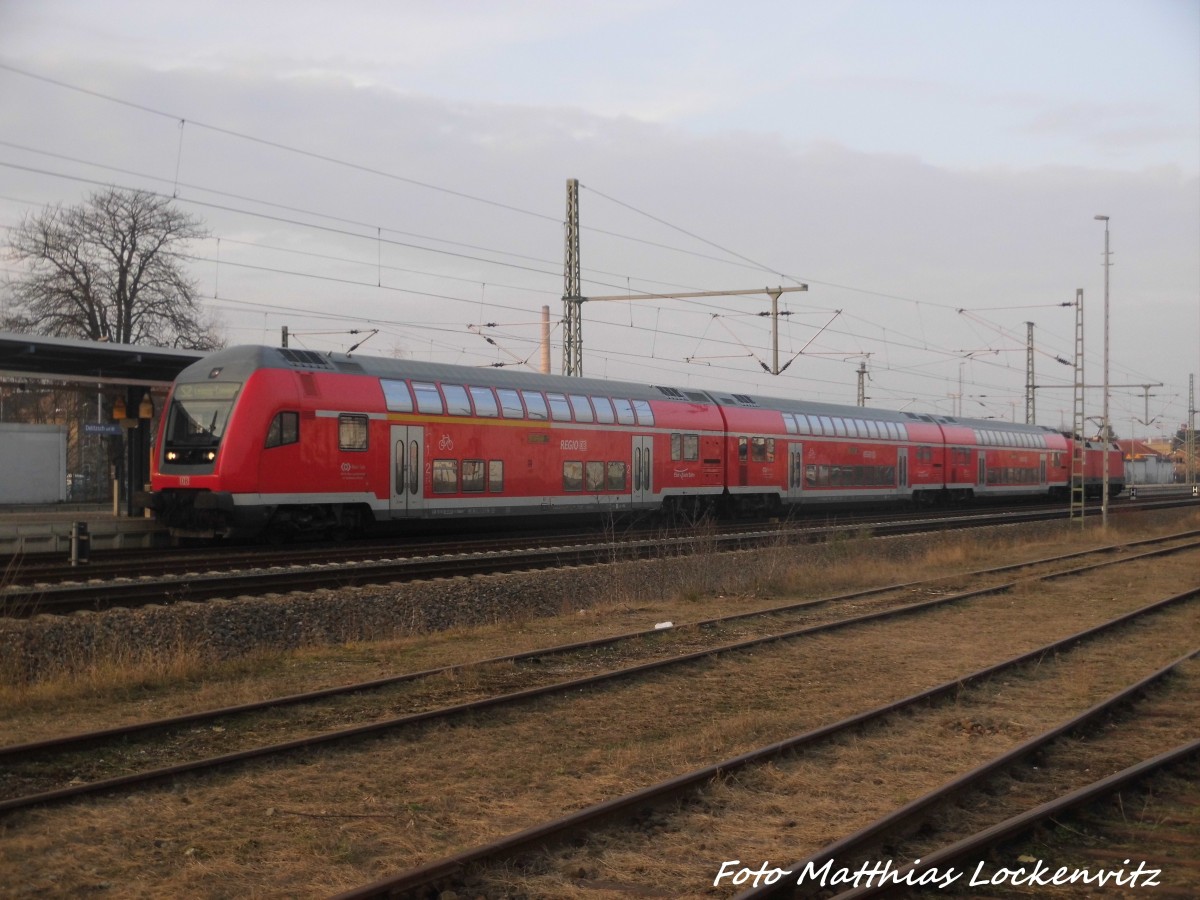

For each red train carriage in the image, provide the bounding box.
[145,346,729,538]
[142,345,1123,540]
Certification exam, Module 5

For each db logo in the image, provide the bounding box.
[341,462,353,473]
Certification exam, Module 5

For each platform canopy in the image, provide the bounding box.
[0,332,206,387]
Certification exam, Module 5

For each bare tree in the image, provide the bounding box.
[3,188,222,349]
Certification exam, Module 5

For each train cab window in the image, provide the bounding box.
[381,379,414,412]
[488,460,504,492]
[462,459,486,492]
[469,386,499,418]
[613,398,636,425]
[497,389,524,418]
[338,414,369,451]
[591,397,616,424]
[607,461,627,491]
[521,391,548,420]
[433,460,458,493]
[569,395,594,423]
[441,384,472,416]
[585,461,605,491]
[547,392,572,421]
[632,400,655,426]
[562,460,583,491]
[412,382,444,414]
[265,411,299,448]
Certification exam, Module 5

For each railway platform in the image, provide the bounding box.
[0,503,168,556]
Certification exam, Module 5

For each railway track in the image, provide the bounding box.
[2,530,1195,810]
[1,530,1197,898]
[336,646,1200,900]
[2,498,1192,616]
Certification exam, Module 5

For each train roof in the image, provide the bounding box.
[176,345,1063,436]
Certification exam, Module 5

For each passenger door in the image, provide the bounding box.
[632,435,654,506]
[787,442,804,501]
[390,425,425,517]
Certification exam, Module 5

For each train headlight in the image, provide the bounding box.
[166,451,178,462]
[206,451,216,461]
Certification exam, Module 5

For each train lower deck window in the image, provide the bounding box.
[671,433,700,461]
[462,459,486,492]
[265,411,299,448]
[585,461,605,491]
[563,460,583,491]
[607,461,627,491]
[433,459,458,493]
[338,414,369,451]
[489,460,504,492]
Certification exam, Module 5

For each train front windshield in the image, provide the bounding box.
[163,382,242,463]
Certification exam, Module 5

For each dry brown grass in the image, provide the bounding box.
[1,510,1198,899]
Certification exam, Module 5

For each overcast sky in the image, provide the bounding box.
[1,0,1197,437]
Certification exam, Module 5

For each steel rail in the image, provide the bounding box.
[734,649,1199,899]
[827,738,1200,899]
[5,499,1195,616]
[321,588,1200,899]
[6,530,1195,764]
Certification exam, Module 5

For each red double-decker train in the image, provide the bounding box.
[141,345,1124,539]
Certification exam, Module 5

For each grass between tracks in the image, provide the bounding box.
[0,511,1198,898]
[1,510,1198,738]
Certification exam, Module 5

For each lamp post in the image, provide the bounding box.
[1094,214,1110,528]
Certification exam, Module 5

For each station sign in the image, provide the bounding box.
[84,422,124,436]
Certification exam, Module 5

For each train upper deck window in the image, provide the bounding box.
[613,398,635,425]
[782,414,797,434]
[469,387,499,417]
[497,389,524,418]
[632,400,654,426]
[592,397,616,424]
[381,379,414,413]
[547,392,572,421]
[569,395,594,423]
[442,384,472,417]
[521,391,549,421]
[412,382,444,414]
[339,414,369,451]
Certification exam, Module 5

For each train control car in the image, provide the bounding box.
[140,345,1123,540]
[1078,437,1126,499]
[143,345,728,538]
